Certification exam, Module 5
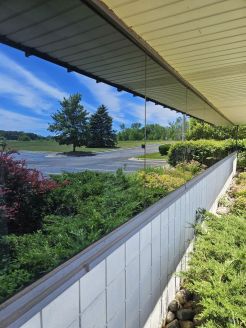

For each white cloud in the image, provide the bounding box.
[75,74,129,123]
[0,51,67,100]
[0,73,52,113]
[76,73,179,127]
[0,108,48,133]
[0,51,69,117]
[129,102,180,126]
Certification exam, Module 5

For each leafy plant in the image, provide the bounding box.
[0,151,58,234]
[159,144,172,156]
[184,174,246,327]
[168,140,237,166]
[0,163,201,303]
[184,213,246,327]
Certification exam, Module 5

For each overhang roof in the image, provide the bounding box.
[0,0,245,125]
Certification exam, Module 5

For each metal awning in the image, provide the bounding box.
[0,0,245,125]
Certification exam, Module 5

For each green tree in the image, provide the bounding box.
[0,137,7,151]
[186,118,246,140]
[48,94,89,152]
[18,134,31,141]
[88,105,117,147]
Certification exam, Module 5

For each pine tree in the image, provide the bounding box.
[88,105,117,147]
[48,94,89,152]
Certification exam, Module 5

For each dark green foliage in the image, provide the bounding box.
[48,94,89,152]
[159,144,172,155]
[184,212,246,327]
[88,105,117,147]
[168,140,238,166]
[0,130,44,141]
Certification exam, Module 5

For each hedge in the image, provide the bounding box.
[168,139,246,167]
[159,143,172,156]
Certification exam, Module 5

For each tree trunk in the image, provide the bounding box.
[73,144,76,152]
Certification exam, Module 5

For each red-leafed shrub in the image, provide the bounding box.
[0,151,58,234]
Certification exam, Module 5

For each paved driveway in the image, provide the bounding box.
[15,145,166,175]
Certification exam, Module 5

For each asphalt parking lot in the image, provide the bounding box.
[15,144,166,175]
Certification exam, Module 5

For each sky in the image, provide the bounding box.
[0,44,180,136]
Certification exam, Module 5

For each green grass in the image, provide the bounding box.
[137,152,168,160]
[6,139,165,152]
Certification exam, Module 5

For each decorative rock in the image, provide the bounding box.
[175,290,187,305]
[165,319,180,328]
[168,300,180,312]
[216,206,230,215]
[182,300,194,309]
[177,309,195,321]
[179,321,194,328]
[166,311,176,324]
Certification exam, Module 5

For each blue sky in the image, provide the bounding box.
[0,44,180,136]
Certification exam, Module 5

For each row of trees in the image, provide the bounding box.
[118,117,187,141]
[0,130,44,141]
[48,94,117,151]
[186,118,246,140]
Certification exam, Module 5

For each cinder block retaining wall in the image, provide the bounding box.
[0,153,237,328]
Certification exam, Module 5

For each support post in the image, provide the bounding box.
[182,114,186,141]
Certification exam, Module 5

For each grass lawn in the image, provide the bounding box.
[6,139,168,152]
[137,152,168,160]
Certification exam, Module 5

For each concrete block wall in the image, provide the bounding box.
[0,154,236,328]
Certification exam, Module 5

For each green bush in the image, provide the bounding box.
[168,140,236,166]
[237,151,246,171]
[159,144,172,156]
[184,212,246,327]
[0,165,201,303]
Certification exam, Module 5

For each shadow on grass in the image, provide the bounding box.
[58,151,97,157]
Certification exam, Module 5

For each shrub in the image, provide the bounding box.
[237,151,246,171]
[175,160,205,175]
[168,140,234,166]
[0,151,58,234]
[159,144,172,156]
[184,212,246,327]
[0,164,201,303]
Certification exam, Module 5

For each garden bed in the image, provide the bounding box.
[166,172,246,328]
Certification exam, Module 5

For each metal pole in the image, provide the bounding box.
[144,55,147,171]
[235,125,239,152]
[182,113,186,141]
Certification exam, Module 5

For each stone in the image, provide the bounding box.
[175,290,187,305]
[179,321,194,328]
[165,319,180,328]
[168,300,180,312]
[177,309,195,321]
[183,301,194,309]
[166,311,176,324]
[216,206,230,215]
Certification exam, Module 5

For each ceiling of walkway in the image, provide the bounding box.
[1,0,245,125]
